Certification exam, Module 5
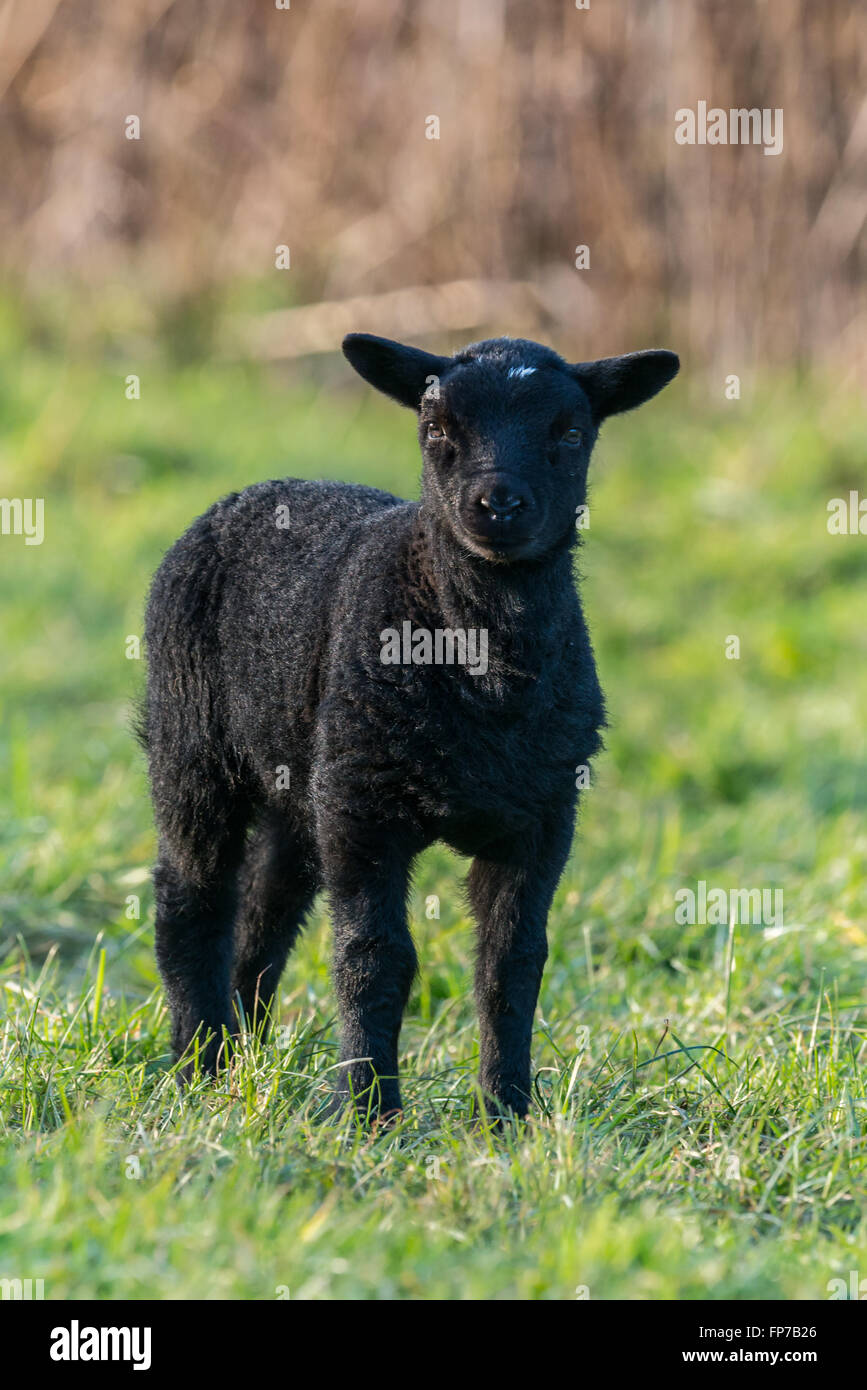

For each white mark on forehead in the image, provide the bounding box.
[506,365,536,379]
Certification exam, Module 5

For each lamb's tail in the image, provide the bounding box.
[141,510,246,869]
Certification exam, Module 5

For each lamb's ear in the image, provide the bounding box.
[342,333,450,409]
[570,350,679,421]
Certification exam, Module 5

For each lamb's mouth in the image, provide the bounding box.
[460,526,538,560]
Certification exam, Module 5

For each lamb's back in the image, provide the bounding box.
[210,478,413,792]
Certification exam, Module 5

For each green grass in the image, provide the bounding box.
[1,303,866,1299]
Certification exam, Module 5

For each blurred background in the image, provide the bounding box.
[0,0,864,376]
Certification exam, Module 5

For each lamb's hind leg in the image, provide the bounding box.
[154,808,248,1080]
[231,814,319,1036]
[150,740,249,1078]
[145,520,251,1078]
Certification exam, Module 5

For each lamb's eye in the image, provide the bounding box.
[561,427,583,447]
[426,422,446,442]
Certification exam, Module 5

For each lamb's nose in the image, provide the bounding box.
[478,484,524,518]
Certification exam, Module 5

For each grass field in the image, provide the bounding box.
[1,300,866,1299]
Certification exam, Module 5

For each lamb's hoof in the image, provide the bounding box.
[173,1031,231,1089]
[469,1090,528,1133]
[371,1107,404,1133]
[316,1090,403,1131]
[315,1089,348,1123]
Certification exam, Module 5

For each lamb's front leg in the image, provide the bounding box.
[468,812,574,1118]
[324,844,417,1121]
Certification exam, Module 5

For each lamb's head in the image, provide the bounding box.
[343,333,679,564]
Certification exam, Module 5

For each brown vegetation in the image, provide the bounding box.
[0,0,863,371]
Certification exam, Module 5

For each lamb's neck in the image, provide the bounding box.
[408,509,579,651]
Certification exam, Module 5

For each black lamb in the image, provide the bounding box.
[141,332,679,1120]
